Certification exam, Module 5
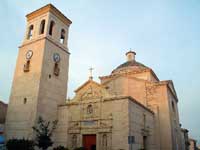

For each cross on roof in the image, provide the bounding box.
[89,67,94,80]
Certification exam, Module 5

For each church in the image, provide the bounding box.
[5,4,188,150]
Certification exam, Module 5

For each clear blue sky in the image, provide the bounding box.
[0,0,200,143]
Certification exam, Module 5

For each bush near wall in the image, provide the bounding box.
[53,146,86,150]
[53,145,69,150]
[74,147,86,150]
[6,139,34,150]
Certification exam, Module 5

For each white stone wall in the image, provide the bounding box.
[147,84,174,150]
[104,76,148,106]
[167,87,183,150]
[103,98,129,150]
[54,106,69,147]
[128,99,155,150]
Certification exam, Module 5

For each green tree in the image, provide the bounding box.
[32,116,58,150]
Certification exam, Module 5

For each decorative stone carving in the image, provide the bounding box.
[68,122,79,130]
[102,134,108,149]
[81,86,102,99]
[71,134,77,148]
[99,133,111,150]
[146,84,157,102]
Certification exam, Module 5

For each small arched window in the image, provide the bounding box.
[143,114,146,127]
[39,20,45,34]
[172,101,175,112]
[60,29,65,44]
[49,21,55,36]
[27,25,34,40]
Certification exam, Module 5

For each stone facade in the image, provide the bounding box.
[5,4,188,150]
[54,80,155,150]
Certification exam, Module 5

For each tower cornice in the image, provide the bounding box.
[19,36,70,54]
[26,4,72,26]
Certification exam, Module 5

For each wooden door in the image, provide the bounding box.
[83,134,96,150]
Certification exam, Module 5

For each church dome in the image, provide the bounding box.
[111,51,149,74]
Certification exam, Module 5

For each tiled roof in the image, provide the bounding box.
[0,101,7,106]
[112,60,149,73]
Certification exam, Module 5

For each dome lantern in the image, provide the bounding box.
[111,51,150,74]
[126,51,136,62]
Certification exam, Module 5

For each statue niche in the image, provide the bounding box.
[54,62,60,76]
[24,60,30,72]
[53,53,61,76]
[87,104,93,114]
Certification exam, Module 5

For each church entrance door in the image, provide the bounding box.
[83,134,96,150]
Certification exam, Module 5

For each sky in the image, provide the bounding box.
[0,0,200,144]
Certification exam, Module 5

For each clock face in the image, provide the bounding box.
[26,50,33,60]
[53,53,60,63]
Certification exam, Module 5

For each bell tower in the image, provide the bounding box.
[5,4,72,139]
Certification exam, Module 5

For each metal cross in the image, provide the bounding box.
[89,67,94,80]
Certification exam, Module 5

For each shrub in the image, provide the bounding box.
[74,147,85,150]
[53,146,69,150]
[6,138,34,150]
